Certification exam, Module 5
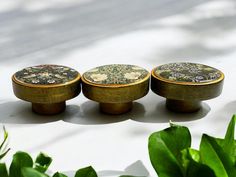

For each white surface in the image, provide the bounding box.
[1,0,236,176]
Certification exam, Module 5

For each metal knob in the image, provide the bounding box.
[12,65,81,115]
[151,62,224,113]
[82,64,150,114]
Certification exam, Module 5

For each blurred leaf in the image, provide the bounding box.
[0,163,9,177]
[75,166,98,177]
[9,151,33,177]
[35,153,52,173]
[0,126,10,160]
[52,172,68,177]
[21,167,49,177]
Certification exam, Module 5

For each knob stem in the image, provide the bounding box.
[166,99,201,113]
[32,102,66,115]
[100,102,132,115]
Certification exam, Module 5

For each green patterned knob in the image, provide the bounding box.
[151,62,224,112]
[12,65,81,115]
[82,64,150,114]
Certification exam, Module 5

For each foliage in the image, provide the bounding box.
[149,115,236,177]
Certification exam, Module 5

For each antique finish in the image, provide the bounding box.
[151,62,224,112]
[12,65,81,115]
[82,64,150,114]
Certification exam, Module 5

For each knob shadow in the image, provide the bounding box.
[132,100,211,123]
[63,101,146,125]
[0,100,79,124]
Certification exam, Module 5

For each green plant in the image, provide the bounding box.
[0,150,98,177]
[0,127,141,177]
[0,126,10,161]
[148,115,236,177]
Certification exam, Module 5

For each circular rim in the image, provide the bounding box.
[12,68,81,88]
[151,63,224,86]
[82,65,150,88]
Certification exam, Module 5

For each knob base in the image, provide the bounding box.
[32,102,66,115]
[100,102,132,115]
[166,99,201,113]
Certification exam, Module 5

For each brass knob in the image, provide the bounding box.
[151,62,224,113]
[12,65,81,115]
[82,64,150,114]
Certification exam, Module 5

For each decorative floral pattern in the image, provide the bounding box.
[83,64,149,84]
[14,65,79,85]
[90,74,108,82]
[124,72,142,80]
[154,63,222,83]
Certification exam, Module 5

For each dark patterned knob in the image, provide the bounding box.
[151,62,224,112]
[82,64,150,114]
[12,65,81,115]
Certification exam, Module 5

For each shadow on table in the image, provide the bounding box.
[0,100,210,124]
[63,101,145,125]
[63,160,149,177]
[132,100,211,123]
[0,100,78,124]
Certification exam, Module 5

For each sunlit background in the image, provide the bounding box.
[1,0,236,66]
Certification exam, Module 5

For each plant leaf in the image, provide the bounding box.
[52,172,68,177]
[21,167,49,177]
[34,152,52,173]
[0,126,8,150]
[0,148,10,160]
[9,151,33,177]
[75,166,98,177]
[0,163,9,177]
[218,115,236,164]
[200,134,236,177]
[148,124,191,177]
[181,148,215,177]
[0,126,10,160]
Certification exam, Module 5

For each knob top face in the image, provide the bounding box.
[83,64,149,86]
[153,62,223,84]
[14,65,79,85]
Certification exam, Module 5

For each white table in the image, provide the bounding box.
[1,0,236,176]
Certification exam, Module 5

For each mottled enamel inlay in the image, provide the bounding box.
[83,64,149,85]
[14,65,79,85]
[154,63,222,83]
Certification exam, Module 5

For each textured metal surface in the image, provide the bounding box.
[151,62,224,112]
[14,65,79,85]
[154,63,222,83]
[83,64,149,85]
[82,64,150,114]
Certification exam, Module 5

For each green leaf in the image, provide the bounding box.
[0,126,10,160]
[200,134,236,177]
[21,167,49,177]
[0,163,9,177]
[52,172,68,177]
[181,148,215,177]
[219,115,236,163]
[148,124,191,177]
[34,152,52,173]
[0,148,10,160]
[75,166,98,177]
[0,126,8,150]
[9,151,33,177]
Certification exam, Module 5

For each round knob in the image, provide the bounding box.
[12,65,81,115]
[151,62,224,113]
[82,64,150,114]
